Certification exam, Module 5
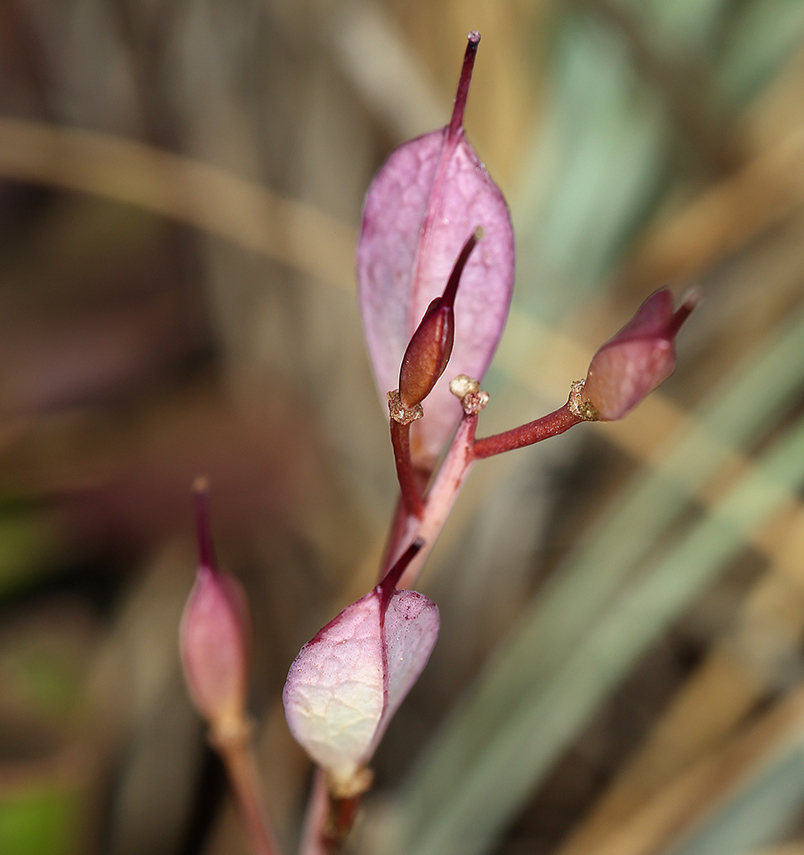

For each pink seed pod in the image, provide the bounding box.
[358,32,515,471]
[179,481,251,734]
[282,543,439,797]
[579,289,697,421]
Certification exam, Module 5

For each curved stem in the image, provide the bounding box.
[384,401,585,590]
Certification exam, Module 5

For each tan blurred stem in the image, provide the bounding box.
[299,769,330,855]
[213,721,285,855]
[622,123,804,290]
[0,117,356,290]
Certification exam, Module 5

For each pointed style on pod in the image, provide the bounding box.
[180,479,251,736]
[572,289,698,422]
[358,32,515,472]
[282,542,439,797]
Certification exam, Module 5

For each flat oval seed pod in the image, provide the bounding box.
[282,542,439,796]
[357,33,515,470]
[282,587,439,795]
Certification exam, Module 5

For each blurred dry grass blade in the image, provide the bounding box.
[622,123,804,291]
[0,117,357,291]
[558,506,804,855]
[560,685,804,855]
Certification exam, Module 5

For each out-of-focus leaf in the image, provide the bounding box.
[718,0,804,103]
[0,779,83,855]
[0,514,61,600]
[515,12,668,320]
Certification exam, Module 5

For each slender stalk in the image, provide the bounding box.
[193,476,216,567]
[298,769,365,855]
[214,722,284,855]
[390,419,425,518]
[471,403,583,460]
[394,414,478,590]
[324,794,362,853]
[299,769,329,855]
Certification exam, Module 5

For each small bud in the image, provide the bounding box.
[180,481,251,735]
[283,542,438,797]
[397,229,481,410]
[575,289,697,421]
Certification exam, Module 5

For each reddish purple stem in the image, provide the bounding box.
[471,404,583,460]
[390,420,425,519]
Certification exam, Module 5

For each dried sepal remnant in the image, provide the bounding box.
[358,33,514,471]
[568,379,599,422]
[577,289,697,421]
[449,374,489,416]
[388,389,424,425]
[283,547,439,797]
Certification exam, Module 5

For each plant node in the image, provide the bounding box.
[327,767,373,801]
[388,389,424,425]
[568,379,600,421]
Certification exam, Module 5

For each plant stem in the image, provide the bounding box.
[299,769,329,855]
[298,768,363,855]
[214,722,284,855]
[384,400,585,589]
[471,403,583,459]
[393,414,478,590]
[390,419,425,518]
[324,794,362,853]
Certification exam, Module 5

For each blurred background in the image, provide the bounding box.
[3,1,804,854]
